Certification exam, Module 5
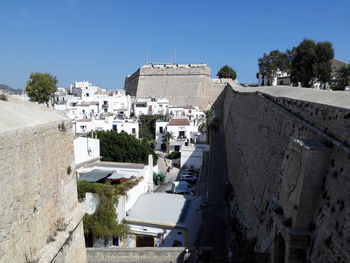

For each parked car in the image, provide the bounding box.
[173,181,195,192]
[181,174,198,180]
[174,189,194,196]
[178,178,197,185]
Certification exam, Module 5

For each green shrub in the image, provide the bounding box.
[168,151,181,159]
[77,180,134,238]
[91,130,158,165]
[0,94,7,101]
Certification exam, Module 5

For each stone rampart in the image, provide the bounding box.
[124,64,230,109]
[0,98,87,263]
[86,247,186,263]
[220,86,350,263]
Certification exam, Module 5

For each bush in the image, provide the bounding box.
[0,94,7,101]
[91,130,158,165]
[168,151,181,159]
[77,180,132,238]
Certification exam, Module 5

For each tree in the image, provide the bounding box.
[139,114,167,139]
[290,39,334,87]
[162,131,174,155]
[25,72,57,106]
[198,109,215,144]
[92,130,158,165]
[217,65,237,80]
[258,49,291,84]
[334,63,350,90]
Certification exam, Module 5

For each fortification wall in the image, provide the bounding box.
[221,86,350,262]
[125,64,215,109]
[0,99,87,263]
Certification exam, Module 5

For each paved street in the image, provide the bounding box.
[196,127,229,251]
[154,165,180,193]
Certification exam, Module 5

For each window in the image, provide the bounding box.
[159,127,163,133]
[132,128,136,134]
[177,232,182,235]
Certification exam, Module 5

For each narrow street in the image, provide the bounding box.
[196,127,229,251]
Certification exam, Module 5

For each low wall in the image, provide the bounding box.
[86,247,186,263]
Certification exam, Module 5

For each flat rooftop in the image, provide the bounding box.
[233,86,350,110]
[126,193,196,227]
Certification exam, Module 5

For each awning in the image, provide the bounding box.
[77,169,113,182]
[108,171,134,180]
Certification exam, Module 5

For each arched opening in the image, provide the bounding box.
[274,233,286,263]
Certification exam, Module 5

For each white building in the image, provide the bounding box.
[124,193,202,248]
[73,117,139,138]
[78,155,157,247]
[257,70,291,86]
[180,145,205,170]
[69,81,101,99]
[156,117,204,153]
[73,137,100,166]
[133,97,169,117]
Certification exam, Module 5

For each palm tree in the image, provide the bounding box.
[336,63,350,90]
[198,109,215,144]
[162,131,174,155]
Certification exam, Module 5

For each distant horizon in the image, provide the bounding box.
[1,0,349,90]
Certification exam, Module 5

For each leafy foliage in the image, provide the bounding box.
[217,65,237,80]
[139,114,167,139]
[25,72,57,105]
[168,151,181,159]
[258,49,292,84]
[290,39,334,87]
[334,63,350,90]
[162,131,174,155]
[91,130,158,165]
[199,109,216,144]
[0,94,7,101]
[78,180,134,238]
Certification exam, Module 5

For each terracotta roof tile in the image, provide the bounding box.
[168,118,189,126]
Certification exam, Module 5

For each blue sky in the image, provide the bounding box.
[0,0,349,90]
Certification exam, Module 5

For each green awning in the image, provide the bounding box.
[77,169,112,182]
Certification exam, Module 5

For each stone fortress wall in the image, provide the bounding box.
[0,97,87,263]
[124,64,235,109]
[218,85,350,263]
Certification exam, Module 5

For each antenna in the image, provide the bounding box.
[174,48,176,65]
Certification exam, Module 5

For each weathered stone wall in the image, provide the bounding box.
[86,247,186,263]
[221,86,350,262]
[125,64,229,109]
[0,98,87,263]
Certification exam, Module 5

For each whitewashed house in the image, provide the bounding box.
[257,70,291,86]
[73,116,139,138]
[124,193,202,248]
[133,97,169,117]
[155,117,202,152]
[78,155,157,247]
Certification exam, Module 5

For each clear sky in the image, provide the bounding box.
[1,0,349,90]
